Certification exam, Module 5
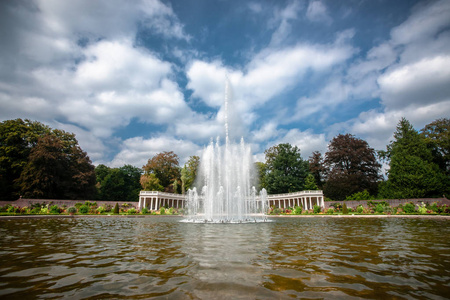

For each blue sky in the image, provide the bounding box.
[1,0,449,167]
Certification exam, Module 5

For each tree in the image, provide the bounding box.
[140,173,164,191]
[118,165,142,202]
[308,151,325,188]
[18,133,96,200]
[421,118,450,175]
[142,151,180,192]
[304,173,318,190]
[254,162,267,191]
[380,118,447,199]
[96,164,142,201]
[0,119,50,199]
[323,134,381,200]
[264,143,309,194]
[184,155,200,190]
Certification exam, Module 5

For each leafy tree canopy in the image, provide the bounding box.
[264,143,309,194]
[380,118,447,199]
[0,119,96,200]
[142,151,180,192]
[323,134,381,200]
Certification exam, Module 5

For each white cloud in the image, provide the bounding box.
[390,0,450,46]
[269,0,303,46]
[306,0,332,24]
[378,55,450,109]
[270,128,328,160]
[111,136,202,168]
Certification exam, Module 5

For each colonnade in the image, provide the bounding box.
[139,191,186,210]
[139,190,324,211]
[266,194,324,210]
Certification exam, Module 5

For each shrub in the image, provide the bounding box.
[79,205,89,214]
[313,205,321,214]
[7,206,16,213]
[75,203,83,209]
[96,206,105,214]
[342,203,349,214]
[113,203,120,214]
[127,208,137,214]
[356,205,364,213]
[327,208,334,214]
[417,202,427,214]
[293,206,302,215]
[141,207,148,214]
[67,207,77,214]
[160,207,166,215]
[375,203,384,214]
[40,205,49,214]
[346,190,375,201]
[403,203,415,213]
[272,208,281,215]
[49,205,61,214]
[104,204,112,212]
[168,207,174,215]
[31,207,40,214]
[429,202,438,213]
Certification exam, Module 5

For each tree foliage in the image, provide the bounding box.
[264,143,309,194]
[308,151,325,188]
[184,155,200,191]
[420,118,450,175]
[96,164,142,202]
[142,151,180,192]
[254,162,267,191]
[380,118,447,199]
[323,134,381,200]
[0,119,96,200]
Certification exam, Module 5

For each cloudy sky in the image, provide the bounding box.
[1,0,449,167]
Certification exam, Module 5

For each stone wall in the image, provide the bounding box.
[324,198,450,209]
[0,199,139,209]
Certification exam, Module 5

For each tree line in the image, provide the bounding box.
[1,118,448,201]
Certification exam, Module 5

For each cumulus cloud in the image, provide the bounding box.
[270,128,328,159]
[378,55,450,109]
[111,136,202,167]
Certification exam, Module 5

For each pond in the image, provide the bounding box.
[0,216,449,299]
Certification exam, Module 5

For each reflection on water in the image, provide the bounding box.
[0,217,449,299]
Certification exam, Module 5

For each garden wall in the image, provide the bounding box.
[0,198,139,209]
[324,198,450,209]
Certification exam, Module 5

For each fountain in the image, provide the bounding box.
[184,79,268,223]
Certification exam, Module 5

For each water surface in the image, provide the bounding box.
[0,216,449,299]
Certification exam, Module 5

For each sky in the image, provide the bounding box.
[1,0,449,168]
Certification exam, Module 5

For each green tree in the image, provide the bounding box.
[304,173,318,190]
[420,118,450,175]
[323,134,381,200]
[380,118,447,198]
[254,162,267,191]
[264,143,309,194]
[118,165,142,202]
[18,132,96,200]
[142,151,180,192]
[180,165,188,194]
[0,119,50,199]
[308,151,324,188]
[140,173,164,191]
[184,155,200,190]
[100,169,127,201]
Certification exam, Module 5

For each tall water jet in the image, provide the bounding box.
[185,79,267,223]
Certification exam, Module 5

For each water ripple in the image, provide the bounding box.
[0,217,449,299]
